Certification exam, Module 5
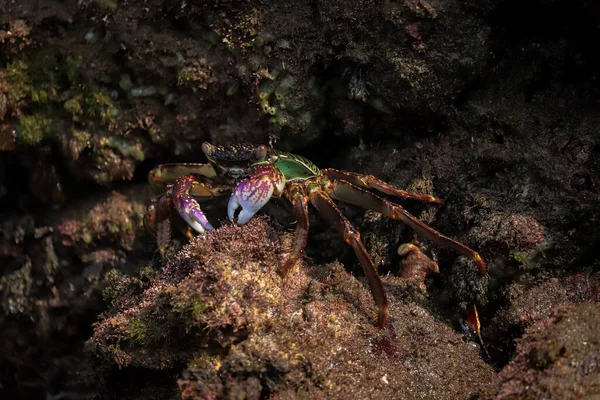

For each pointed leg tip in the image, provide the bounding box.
[157,243,168,257]
[376,304,389,328]
[430,196,443,204]
[376,312,388,329]
[278,257,297,277]
[473,253,487,275]
[466,305,482,339]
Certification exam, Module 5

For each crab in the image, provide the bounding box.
[145,142,486,328]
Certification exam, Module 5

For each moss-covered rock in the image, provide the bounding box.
[55,186,149,257]
[89,217,494,398]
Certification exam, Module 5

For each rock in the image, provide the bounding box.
[90,217,494,399]
[487,302,600,399]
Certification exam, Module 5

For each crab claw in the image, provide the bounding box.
[228,163,286,225]
[172,176,214,234]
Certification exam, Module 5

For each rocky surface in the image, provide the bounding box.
[1,0,599,399]
[90,217,495,399]
[485,302,600,399]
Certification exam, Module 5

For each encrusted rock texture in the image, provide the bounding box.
[1,0,599,399]
[91,217,495,399]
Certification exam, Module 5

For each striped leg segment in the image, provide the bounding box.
[144,193,174,253]
[327,179,486,274]
[322,168,443,204]
[309,189,389,328]
[279,183,310,277]
[148,163,217,193]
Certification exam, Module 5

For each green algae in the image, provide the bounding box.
[126,317,151,345]
[104,136,145,162]
[186,294,209,322]
[84,89,119,124]
[5,60,58,105]
[16,113,51,145]
[0,47,147,183]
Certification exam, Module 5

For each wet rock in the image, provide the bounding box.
[486,302,600,399]
[55,187,149,258]
[470,213,545,252]
[443,254,490,311]
[484,268,600,367]
[0,185,154,399]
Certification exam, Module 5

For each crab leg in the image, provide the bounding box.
[148,163,218,193]
[322,168,442,204]
[279,182,310,277]
[309,188,389,328]
[144,193,174,253]
[326,179,486,274]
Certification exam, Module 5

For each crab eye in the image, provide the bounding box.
[229,168,245,178]
[201,142,213,156]
[255,144,268,159]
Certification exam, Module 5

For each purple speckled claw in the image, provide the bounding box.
[172,176,214,234]
[228,163,286,225]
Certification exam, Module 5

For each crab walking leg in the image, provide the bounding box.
[322,168,443,204]
[148,163,218,194]
[172,176,214,234]
[309,189,389,328]
[144,193,174,253]
[279,183,310,277]
[327,179,487,275]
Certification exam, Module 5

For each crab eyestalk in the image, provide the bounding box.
[228,163,286,224]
